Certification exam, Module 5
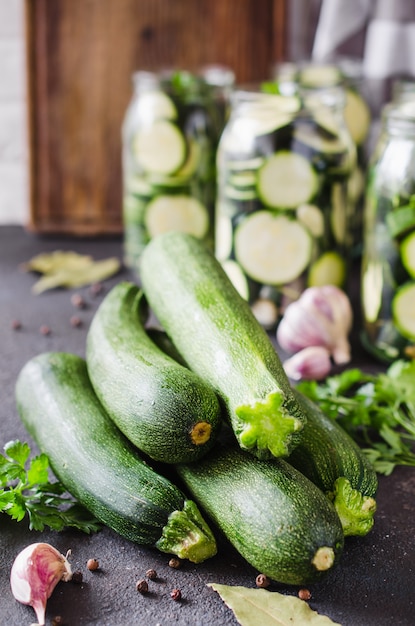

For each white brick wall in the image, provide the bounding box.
[0,0,28,225]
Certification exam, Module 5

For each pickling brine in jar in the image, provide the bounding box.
[361,100,415,362]
[122,69,232,271]
[215,86,356,328]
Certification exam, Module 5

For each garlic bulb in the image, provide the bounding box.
[283,346,332,381]
[277,285,353,365]
[10,542,72,626]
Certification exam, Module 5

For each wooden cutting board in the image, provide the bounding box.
[25,0,287,235]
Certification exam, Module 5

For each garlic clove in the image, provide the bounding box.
[10,542,72,626]
[276,299,334,354]
[282,346,332,381]
[276,285,353,365]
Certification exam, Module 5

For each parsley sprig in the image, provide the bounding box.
[297,359,415,476]
[0,440,101,533]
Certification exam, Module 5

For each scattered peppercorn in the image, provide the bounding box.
[70,315,83,328]
[70,293,86,309]
[170,588,182,601]
[71,570,83,584]
[146,568,157,580]
[255,573,271,588]
[11,319,22,330]
[89,282,104,296]
[168,557,181,569]
[86,558,99,571]
[136,579,149,594]
[39,325,51,336]
[298,588,312,601]
[52,616,63,626]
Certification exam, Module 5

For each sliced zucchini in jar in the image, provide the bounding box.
[215,214,234,261]
[400,230,415,278]
[386,206,415,239]
[123,194,147,224]
[144,195,209,239]
[125,176,153,199]
[136,90,178,121]
[234,211,312,285]
[331,182,349,245]
[133,120,186,175]
[298,64,342,88]
[257,151,318,209]
[221,259,250,300]
[392,283,415,340]
[344,89,371,146]
[308,251,346,288]
[296,203,324,237]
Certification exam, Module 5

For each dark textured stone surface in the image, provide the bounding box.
[1,226,414,625]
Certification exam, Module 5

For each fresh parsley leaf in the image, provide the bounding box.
[0,439,101,533]
[297,361,415,475]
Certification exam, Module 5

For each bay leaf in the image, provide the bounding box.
[22,250,93,274]
[22,250,121,294]
[208,583,342,626]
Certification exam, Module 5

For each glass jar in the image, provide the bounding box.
[215,86,356,328]
[122,68,233,271]
[361,100,415,362]
[273,59,371,257]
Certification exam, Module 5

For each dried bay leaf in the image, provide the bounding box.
[208,583,342,626]
[22,251,121,294]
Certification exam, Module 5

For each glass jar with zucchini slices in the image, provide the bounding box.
[272,59,371,258]
[361,100,415,362]
[215,86,356,329]
[122,68,233,271]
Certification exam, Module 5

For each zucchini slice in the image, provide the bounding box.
[234,212,312,285]
[392,283,415,340]
[308,251,346,288]
[144,194,209,239]
[257,151,318,209]
[296,203,324,237]
[136,90,177,121]
[298,64,342,88]
[400,230,415,277]
[132,120,186,174]
[344,88,371,146]
[221,259,250,300]
[386,206,415,239]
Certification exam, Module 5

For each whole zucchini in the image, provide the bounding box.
[140,231,306,460]
[15,352,217,563]
[86,281,221,463]
[176,445,344,585]
[288,389,378,537]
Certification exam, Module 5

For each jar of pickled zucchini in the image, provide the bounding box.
[361,100,415,362]
[215,86,356,328]
[273,59,371,257]
[122,68,232,271]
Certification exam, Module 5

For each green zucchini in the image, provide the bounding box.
[140,231,307,460]
[176,445,344,585]
[86,281,221,464]
[15,352,217,563]
[289,390,378,536]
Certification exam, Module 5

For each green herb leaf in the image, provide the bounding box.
[22,250,121,294]
[297,360,415,474]
[0,439,101,533]
[208,583,342,625]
